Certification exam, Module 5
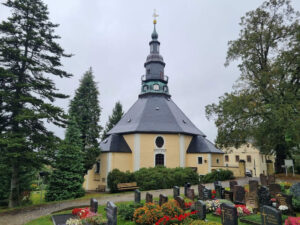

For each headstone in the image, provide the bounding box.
[175,196,185,209]
[260,174,268,186]
[261,205,282,225]
[258,186,271,207]
[267,175,276,185]
[220,203,238,225]
[186,188,195,200]
[215,184,224,199]
[159,194,168,206]
[198,184,205,200]
[51,214,76,225]
[134,189,141,203]
[203,188,212,200]
[90,198,98,213]
[173,186,180,198]
[246,192,259,212]
[276,193,294,216]
[224,190,233,202]
[146,192,153,203]
[233,185,245,204]
[106,201,117,225]
[214,180,221,190]
[249,180,259,193]
[184,182,191,196]
[229,180,238,192]
[269,184,281,197]
[195,200,206,220]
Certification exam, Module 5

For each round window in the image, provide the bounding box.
[155,136,164,148]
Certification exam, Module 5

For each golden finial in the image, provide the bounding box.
[153,9,159,24]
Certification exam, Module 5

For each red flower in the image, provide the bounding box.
[212,190,216,194]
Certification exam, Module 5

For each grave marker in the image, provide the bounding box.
[261,205,282,225]
[258,186,271,207]
[269,184,281,197]
[224,190,233,202]
[159,194,168,206]
[220,203,238,225]
[146,192,153,203]
[90,198,98,213]
[229,181,238,192]
[175,196,185,209]
[203,188,212,200]
[260,174,268,186]
[106,201,117,225]
[276,193,295,216]
[246,192,259,212]
[184,182,191,196]
[233,185,245,204]
[195,200,206,220]
[249,180,259,193]
[173,186,180,199]
[198,184,205,200]
[186,188,195,200]
[134,189,141,203]
[267,175,276,185]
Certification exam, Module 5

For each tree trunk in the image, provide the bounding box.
[275,144,286,174]
[8,165,20,208]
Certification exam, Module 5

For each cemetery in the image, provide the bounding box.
[26,176,300,225]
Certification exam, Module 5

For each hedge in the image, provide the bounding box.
[200,169,234,184]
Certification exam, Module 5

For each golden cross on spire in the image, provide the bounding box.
[153,9,159,24]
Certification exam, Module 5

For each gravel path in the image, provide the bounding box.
[0,177,257,225]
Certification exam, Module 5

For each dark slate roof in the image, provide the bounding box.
[100,134,131,153]
[107,93,205,136]
[187,135,224,154]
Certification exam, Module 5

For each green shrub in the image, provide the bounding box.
[201,169,234,183]
[118,203,143,220]
[107,169,135,193]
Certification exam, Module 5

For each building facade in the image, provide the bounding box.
[83,19,224,191]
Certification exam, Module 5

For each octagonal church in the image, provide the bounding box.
[83,19,224,191]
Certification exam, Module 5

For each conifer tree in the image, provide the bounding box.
[101,101,124,140]
[69,68,102,173]
[45,118,85,201]
[0,0,71,207]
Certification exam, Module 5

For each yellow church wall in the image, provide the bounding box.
[211,154,224,167]
[111,153,132,172]
[123,134,135,151]
[186,153,209,175]
[99,153,108,186]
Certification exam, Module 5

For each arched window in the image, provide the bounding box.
[155,154,164,166]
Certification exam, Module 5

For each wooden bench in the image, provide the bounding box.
[96,185,106,192]
[117,182,139,191]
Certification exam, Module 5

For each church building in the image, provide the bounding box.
[83,18,224,191]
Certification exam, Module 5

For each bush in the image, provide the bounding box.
[118,203,143,220]
[201,169,234,183]
[133,203,163,225]
[161,200,184,217]
[107,169,135,193]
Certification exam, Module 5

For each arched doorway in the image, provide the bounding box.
[155,154,164,166]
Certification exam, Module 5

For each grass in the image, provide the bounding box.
[240,213,289,225]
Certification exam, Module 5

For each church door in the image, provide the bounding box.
[155,154,164,166]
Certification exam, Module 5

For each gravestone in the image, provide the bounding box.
[173,186,180,198]
[184,182,191,196]
[203,188,212,200]
[198,184,205,200]
[276,193,295,216]
[90,198,98,213]
[51,214,76,225]
[224,190,233,202]
[215,184,224,199]
[246,192,259,212]
[159,194,168,206]
[134,189,141,203]
[269,184,281,197]
[214,180,221,190]
[220,203,238,225]
[258,186,271,207]
[260,174,268,186]
[229,180,238,192]
[233,185,245,204]
[175,196,185,209]
[249,180,259,193]
[146,192,153,203]
[195,200,206,220]
[267,175,276,185]
[187,188,195,200]
[261,205,282,225]
[106,201,117,225]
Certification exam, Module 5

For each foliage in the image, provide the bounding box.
[161,200,184,218]
[69,68,102,173]
[101,101,124,140]
[285,217,300,225]
[0,0,72,207]
[66,218,83,225]
[45,118,85,201]
[118,203,144,220]
[189,221,222,225]
[205,200,221,213]
[201,169,234,183]
[133,203,163,225]
[290,183,300,211]
[81,215,107,225]
[107,167,199,193]
[155,211,197,225]
[205,0,300,172]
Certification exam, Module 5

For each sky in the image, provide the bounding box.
[1,0,300,143]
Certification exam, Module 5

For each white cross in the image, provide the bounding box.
[153,9,159,20]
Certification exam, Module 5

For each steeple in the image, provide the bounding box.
[141,10,169,96]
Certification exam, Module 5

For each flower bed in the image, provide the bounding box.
[67,207,107,225]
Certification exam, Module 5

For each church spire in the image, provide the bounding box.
[140,10,169,96]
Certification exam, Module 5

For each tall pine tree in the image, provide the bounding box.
[101,101,124,140]
[45,118,85,201]
[0,0,72,207]
[69,68,102,173]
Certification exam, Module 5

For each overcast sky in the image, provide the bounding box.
[1,0,300,142]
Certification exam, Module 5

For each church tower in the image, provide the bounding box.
[83,15,224,191]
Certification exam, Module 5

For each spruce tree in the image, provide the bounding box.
[0,0,72,207]
[101,101,124,140]
[69,68,102,173]
[45,118,85,201]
